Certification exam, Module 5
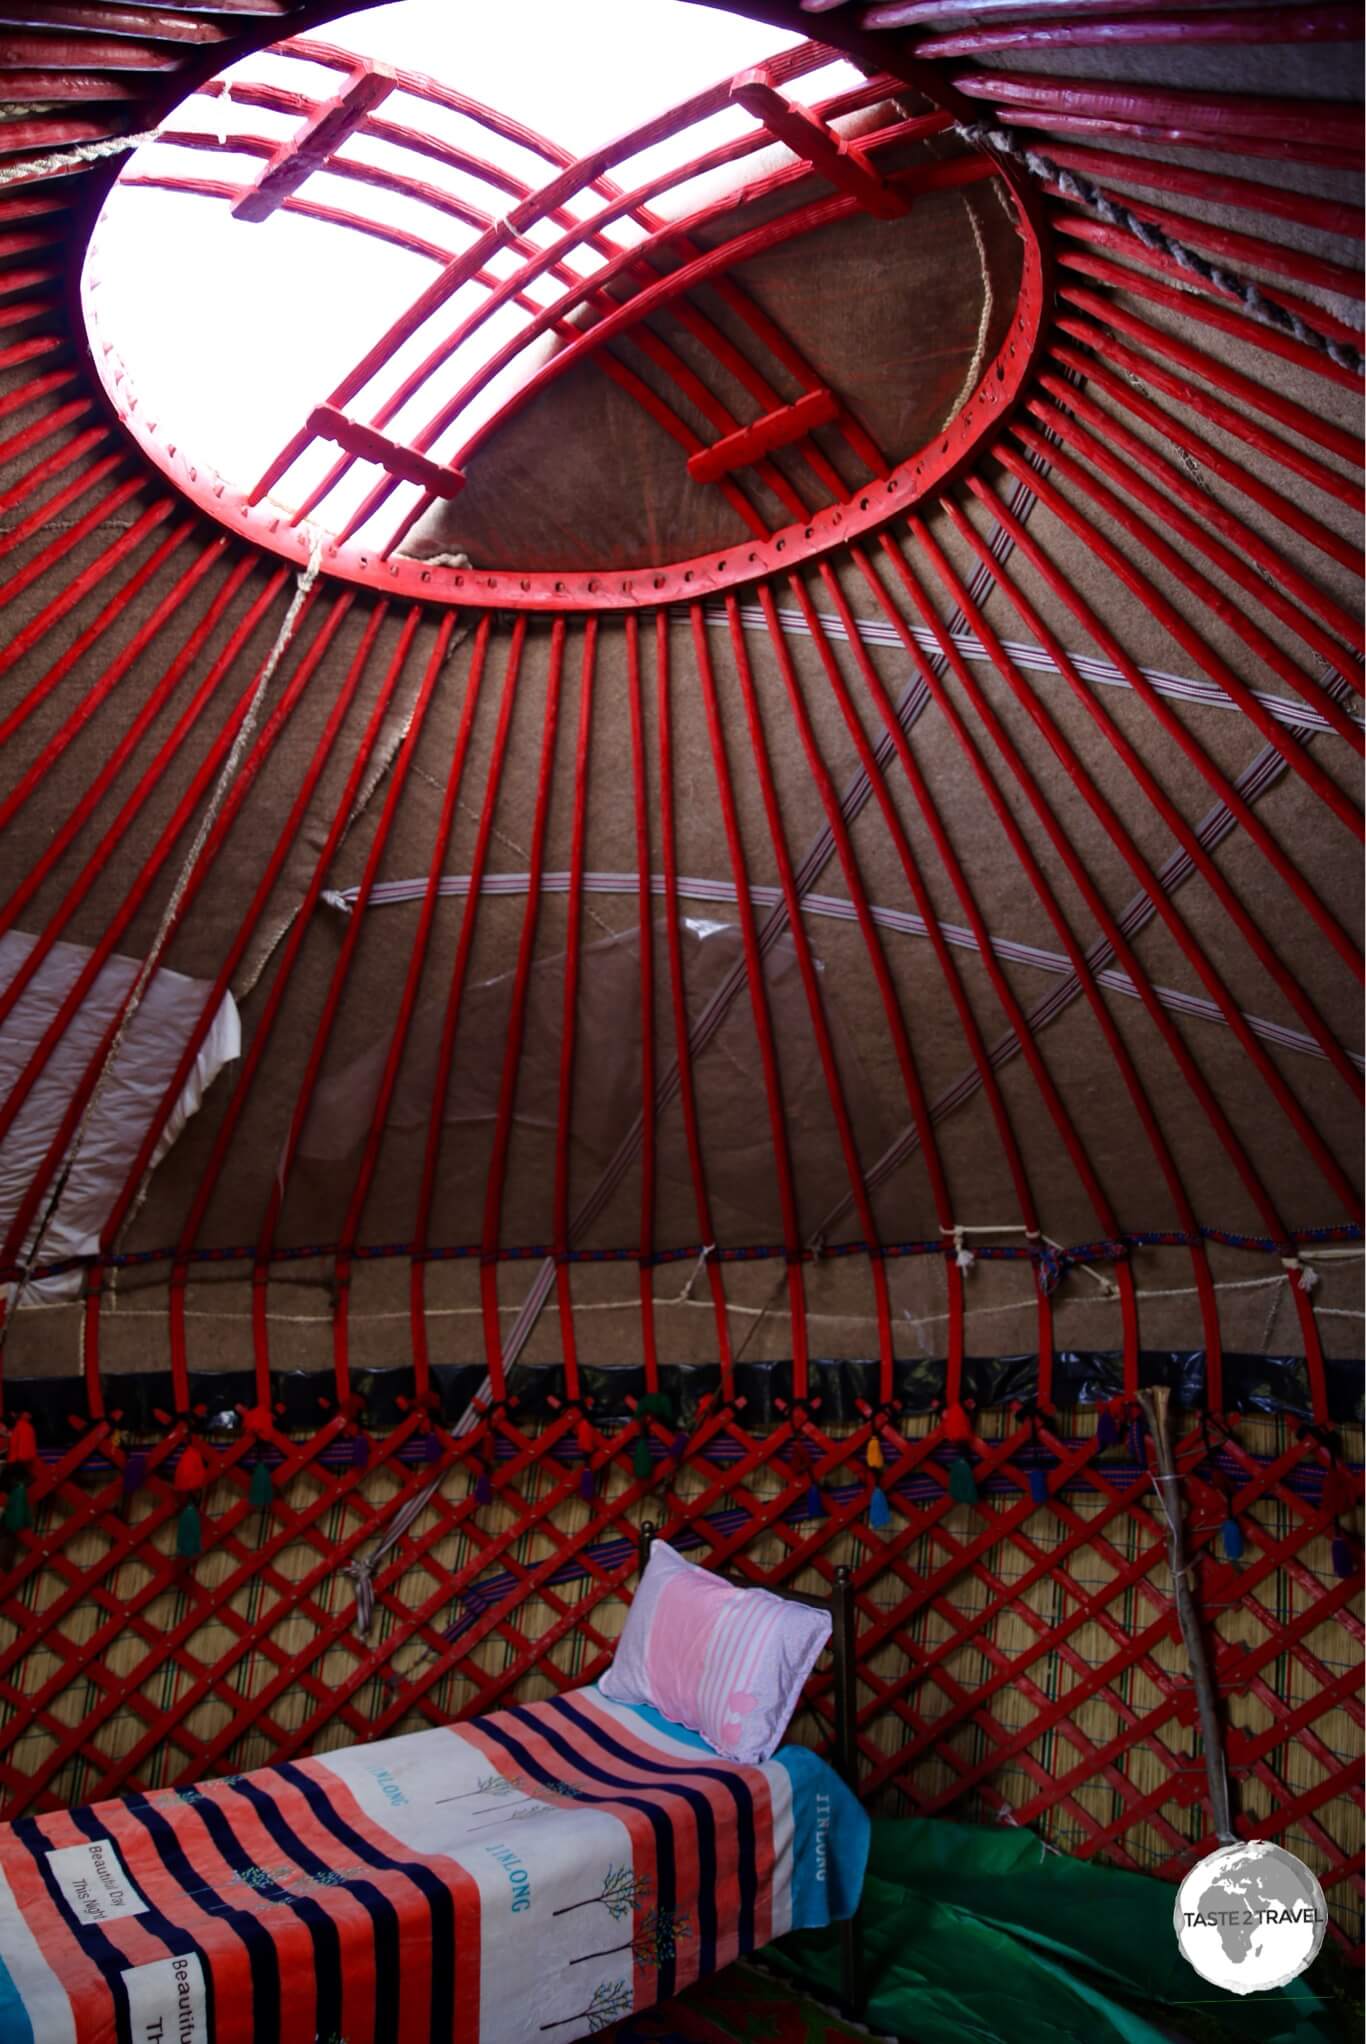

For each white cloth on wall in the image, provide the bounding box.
[0,931,240,1307]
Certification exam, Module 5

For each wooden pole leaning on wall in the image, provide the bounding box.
[1137,1384,1237,1846]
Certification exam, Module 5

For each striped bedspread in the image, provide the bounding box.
[0,1683,868,2044]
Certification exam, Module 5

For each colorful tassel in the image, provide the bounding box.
[866,1435,884,1472]
[868,1484,891,1530]
[249,1458,273,1512]
[1220,1516,1245,1562]
[175,1500,202,1559]
[1028,1466,1049,1506]
[3,1480,31,1533]
[5,1415,36,1465]
[1095,1402,1122,1451]
[174,1442,206,1492]
[942,1401,972,1444]
[1331,1536,1354,1580]
[948,1456,978,1506]
[416,1429,442,1464]
[121,1449,148,1496]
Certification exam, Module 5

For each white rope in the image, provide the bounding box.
[98,1266,1362,1331]
[6,540,323,1325]
[0,130,159,187]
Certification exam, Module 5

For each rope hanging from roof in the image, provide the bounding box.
[957,119,1364,376]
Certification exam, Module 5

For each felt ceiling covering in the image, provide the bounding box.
[0,0,1360,1417]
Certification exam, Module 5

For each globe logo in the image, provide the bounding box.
[1174,1841,1328,1995]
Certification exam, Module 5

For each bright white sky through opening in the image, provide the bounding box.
[83,0,859,544]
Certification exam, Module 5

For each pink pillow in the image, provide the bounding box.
[600,1539,831,1764]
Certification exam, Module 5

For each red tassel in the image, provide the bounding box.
[942,1402,972,1444]
[174,1442,207,1492]
[6,1416,36,1465]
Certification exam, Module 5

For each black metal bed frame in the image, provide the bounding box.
[638,1522,866,2020]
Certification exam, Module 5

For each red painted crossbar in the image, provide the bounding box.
[306,404,467,498]
[232,65,396,224]
[686,386,838,484]
[730,70,909,221]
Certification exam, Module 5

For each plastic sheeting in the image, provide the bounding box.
[297,917,892,1244]
[765,1819,1343,2044]
[0,932,240,1307]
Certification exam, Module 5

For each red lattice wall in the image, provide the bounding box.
[1,1395,1360,1958]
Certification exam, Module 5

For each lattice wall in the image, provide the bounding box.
[1,1392,1360,1958]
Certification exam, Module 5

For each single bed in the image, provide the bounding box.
[0,1533,868,2044]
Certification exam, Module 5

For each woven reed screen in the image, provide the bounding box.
[1,1401,1359,1958]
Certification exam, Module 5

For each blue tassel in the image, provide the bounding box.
[671,1431,688,1460]
[868,1484,891,1530]
[474,1471,492,1506]
[122,1450,147,1496]
[804,1482,826,1521]
[579,1466,595,1504]
[1028,1466,1049,1506]
[1096,1410,1119,1450]
[175,1501,202,1559]
[416,1430,442,1464]
[351,1432,370,1468]
[948,1456,978,1506]
[1221,1516,1245,1561]
[1331,1536,1354,1580]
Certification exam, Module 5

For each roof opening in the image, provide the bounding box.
[81,0,1038,609]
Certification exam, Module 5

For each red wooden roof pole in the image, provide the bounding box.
[691,604,811,1398]
[655,613,736,1397]
[139,603,406,1410]
[625,616,660,1395]
[0,520,204,794]
[1027,384,1363,744]
[331,612,474,1407]
[0,576,326,1085]
[1050,323,1361,581]
[409,618,528,1390]
[861,534,1146,1384]
[0,591,349,1389]
[733,590,896,1389]
[95,601,392,1398]
[1056,211,1364,351]
[914,7,1359,58]
[1056,277,1362,510]
[800,563,1053,1381]
[1002,435,1363,980]
[247,607,425,1404]
[552,621,598,1406]
[479,621,567,1400]
[974,467,1361,1091]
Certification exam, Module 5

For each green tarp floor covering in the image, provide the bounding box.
[764,1820,1356,2044]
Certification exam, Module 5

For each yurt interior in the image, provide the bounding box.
[0,1,1360,2039]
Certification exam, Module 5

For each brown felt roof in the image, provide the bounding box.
[0,0,1360,1392]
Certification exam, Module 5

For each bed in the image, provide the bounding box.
[0,1532,868,2043]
